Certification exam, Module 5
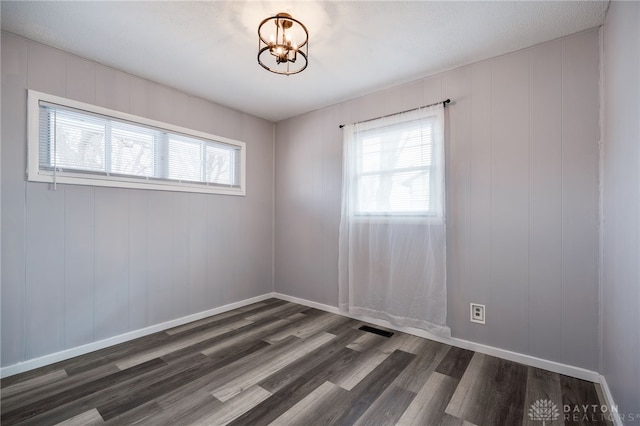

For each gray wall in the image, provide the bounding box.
[602,1,640,416]
[275,29,600,371]
[1,27,607,377]
[1,33,274,367]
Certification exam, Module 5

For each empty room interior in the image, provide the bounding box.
[1,1,639,425]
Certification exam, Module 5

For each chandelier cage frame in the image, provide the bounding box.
[257,13,309,75]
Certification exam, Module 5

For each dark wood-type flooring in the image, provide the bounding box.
[1,298,613,425]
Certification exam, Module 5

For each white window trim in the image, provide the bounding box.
[27,90,246,196]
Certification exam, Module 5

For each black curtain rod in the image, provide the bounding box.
[338,98,451,128]
[338,99,451,129]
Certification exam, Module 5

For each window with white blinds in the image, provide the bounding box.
[28,90,246,196]
[350,112,443,216]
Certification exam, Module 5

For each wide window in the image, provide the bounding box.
[28,90,245,195]
[348,108,444,217]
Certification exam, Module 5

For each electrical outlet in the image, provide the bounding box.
[470,303,486,324]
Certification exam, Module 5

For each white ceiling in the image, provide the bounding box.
[1,1,608,122]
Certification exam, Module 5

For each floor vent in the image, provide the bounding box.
[358,325,394,338]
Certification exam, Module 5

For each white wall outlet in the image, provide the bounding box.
[470,303,486,324]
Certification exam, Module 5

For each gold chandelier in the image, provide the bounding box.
[257,12,308,75]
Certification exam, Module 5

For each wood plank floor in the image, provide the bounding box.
[1,299,613,425]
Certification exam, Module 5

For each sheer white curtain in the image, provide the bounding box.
[338,104,450,337]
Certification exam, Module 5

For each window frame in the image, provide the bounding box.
[27,90,246,196]
[348,112,444,220]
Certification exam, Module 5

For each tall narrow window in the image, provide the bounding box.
[29,90,246,195]
[338,104,449,337]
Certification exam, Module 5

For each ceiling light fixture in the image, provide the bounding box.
[257,12,308,75]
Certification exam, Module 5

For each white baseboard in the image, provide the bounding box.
[273,292,341,314]
[0,294,273,378]
[1,291,606,389]
[272,292,601,383]
[598,375,624,426]
[1,291,622,424]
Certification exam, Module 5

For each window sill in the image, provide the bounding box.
[30,170,246,196]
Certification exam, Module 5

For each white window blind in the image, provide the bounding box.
[350,111,443,216]
[28,90,246,196]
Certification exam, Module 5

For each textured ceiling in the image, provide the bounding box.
[1,1,609,122]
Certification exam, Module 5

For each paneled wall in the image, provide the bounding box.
[602,1,640,416]
[2,29,603,375]
[275,30,600,370]
[1,33,274,367]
